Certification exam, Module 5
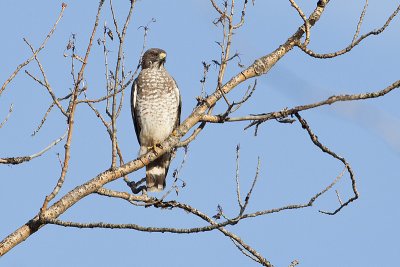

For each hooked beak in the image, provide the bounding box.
[159,52,166,63]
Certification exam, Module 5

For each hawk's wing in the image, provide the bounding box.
[173,78,181,129]
[163,78,181,179]
[131,78,141,145]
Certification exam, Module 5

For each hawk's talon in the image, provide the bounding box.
[127,178,146,194]
[128,183,146,195]
[147,144,163,155]
[146,145,157,154]
[147,144,159,155]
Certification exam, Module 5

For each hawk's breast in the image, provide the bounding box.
[136,68,179,148]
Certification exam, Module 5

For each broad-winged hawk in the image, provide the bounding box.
[131,48,181,192]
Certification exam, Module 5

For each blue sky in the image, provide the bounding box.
[1,1,400,266]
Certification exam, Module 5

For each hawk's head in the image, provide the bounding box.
[141,48,167,69]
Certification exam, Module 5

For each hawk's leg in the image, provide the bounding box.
[127,177,146,194]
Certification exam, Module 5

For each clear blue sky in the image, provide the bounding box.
[1,1,400,266]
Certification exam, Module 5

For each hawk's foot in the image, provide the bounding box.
[147,143,163,155]
[127,178,146,194]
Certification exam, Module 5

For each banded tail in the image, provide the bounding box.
[145,153,171,192]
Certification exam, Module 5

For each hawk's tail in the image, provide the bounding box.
[146,153,171,192]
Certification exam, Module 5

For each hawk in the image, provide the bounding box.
[131,48,181,192]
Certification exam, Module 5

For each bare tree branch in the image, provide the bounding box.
[0,3,67,96]
[233,0,249,29]
[352,0,369,44]
[297,3,400,58]
[241,164,346,220]
[0,104,13,129]
[1,1,389,265]
[210,0,224,15]
[0,131,67,165]
[31,102,56,136]
[23,38,68,116]
[87,101,129,183]
[109,0,136,169]
[241,156,260,215]
[235,144,244,209]
[294,113,358,215]
[0,0,332,257]
[39,0,106,218]
[289,0,310,45]
[230,238,262,264]
[196,79,400,129]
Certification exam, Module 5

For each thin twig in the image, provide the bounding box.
[87,102,129,183]
[23,38,67,116]
[0,3,67,96]
[39,0,106,218]
[102,21,112,115]
[210,0,224,15]
[69,34,77,86]
[177,122,206,147]
[294,113,358,215]
[0,104,13,129]
[160,145,189,200]
[352,0,369,44]
[109,0,121,39]
[241,157,260,214]
[233,0,249,29]
[235,144,244,209]
[110,0,136,168]
[242,166,346,219]
[335,190,343,205]
[0,131,67,165]
[32,102,56,136]
[289,0,310,46]
[297,3,400,58]
[199,61,211,99]
[230,238,261,264]
[229,79,257,113]
[197,79,400,128]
